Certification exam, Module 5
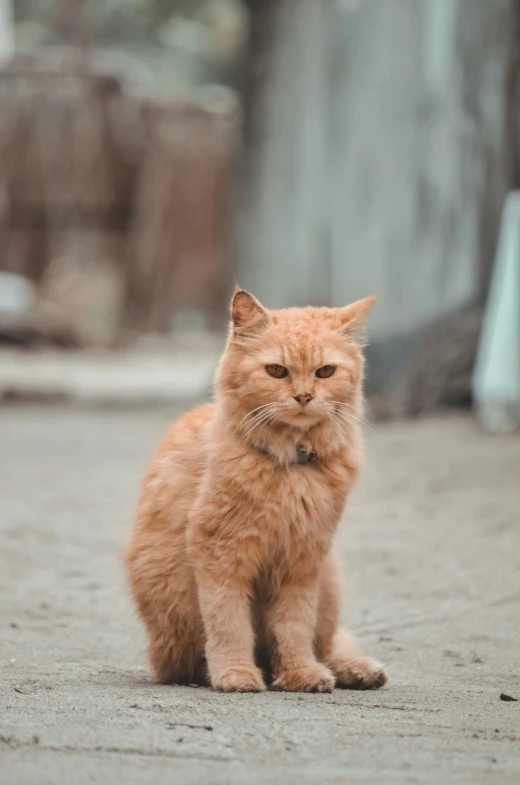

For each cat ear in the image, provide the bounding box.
[339,294,378,344]
[231,288,269,337]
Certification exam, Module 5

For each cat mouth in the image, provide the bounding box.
[282,409,322,427]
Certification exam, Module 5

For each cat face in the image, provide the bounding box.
[217,290,376,432]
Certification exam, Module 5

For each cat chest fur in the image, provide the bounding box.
[195,457,351,573]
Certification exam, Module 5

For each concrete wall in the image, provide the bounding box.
[238,0,515,342]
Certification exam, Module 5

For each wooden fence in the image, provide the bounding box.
[0,57,238,342]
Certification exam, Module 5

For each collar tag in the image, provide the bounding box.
[295,446,317,464]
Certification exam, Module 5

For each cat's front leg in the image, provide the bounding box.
[314,551,387,689]
[269,571,335,693]
[196,570,266,692]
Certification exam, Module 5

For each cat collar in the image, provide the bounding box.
[252,443,318,465]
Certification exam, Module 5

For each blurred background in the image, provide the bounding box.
[1,0,518,418]
[1,4,520,781]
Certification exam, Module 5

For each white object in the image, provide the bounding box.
[0,272,36,316]
[472,191,520,432]
[0,0,14,64]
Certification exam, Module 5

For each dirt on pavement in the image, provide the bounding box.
[0,407,519,784]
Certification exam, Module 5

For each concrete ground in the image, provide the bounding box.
[0,407,519,784]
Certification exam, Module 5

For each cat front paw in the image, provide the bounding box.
[272,664,335,693]
[212,664,266,693]
[332,656,387,690]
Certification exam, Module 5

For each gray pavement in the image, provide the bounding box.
[0,407,519,784]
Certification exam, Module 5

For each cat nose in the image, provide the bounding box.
[294,393,313,407]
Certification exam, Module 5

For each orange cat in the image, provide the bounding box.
[125,290,387,693]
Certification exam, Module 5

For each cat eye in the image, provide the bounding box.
[316,365,336,379]
[265,364,289,379]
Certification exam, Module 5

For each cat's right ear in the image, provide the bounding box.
[231,288,269,338]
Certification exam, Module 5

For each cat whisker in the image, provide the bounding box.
[330,401,376,435]
[240,405,279,437]
[327,410,350,442]
[334,409,376,439]
[147,460,192,486]
[233,402,277,435]
[236,403,278,433]
[242,406,280,442]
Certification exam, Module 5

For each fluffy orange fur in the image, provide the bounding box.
[125,290,387,693]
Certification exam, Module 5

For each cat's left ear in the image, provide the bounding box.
[231,288,269,338]
[339,294,378,344]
